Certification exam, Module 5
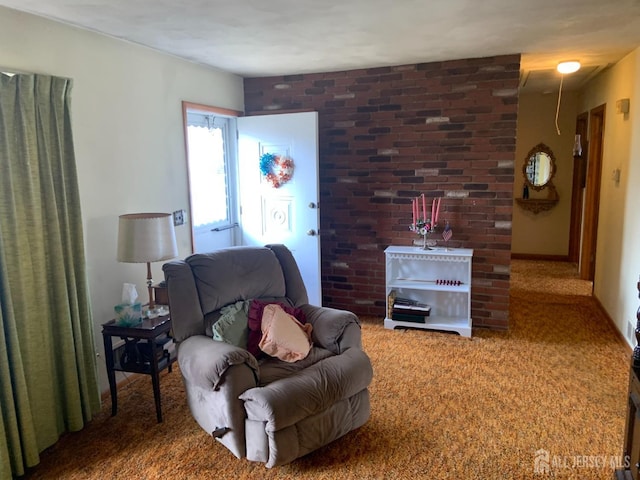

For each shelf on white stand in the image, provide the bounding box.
[384,246,473,338]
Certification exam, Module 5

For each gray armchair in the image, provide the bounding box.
[162,244,372,467]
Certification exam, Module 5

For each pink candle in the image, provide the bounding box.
[421,194,426,223]
[431,198,435,224]
[435,197,441,224]
[412,199,416,226]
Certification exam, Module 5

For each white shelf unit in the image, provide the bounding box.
[384,246,473,337]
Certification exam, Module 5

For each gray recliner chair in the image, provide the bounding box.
[162,244,373,467]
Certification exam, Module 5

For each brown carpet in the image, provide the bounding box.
[23,261,631,479]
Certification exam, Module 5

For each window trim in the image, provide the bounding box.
[181,101,242,253]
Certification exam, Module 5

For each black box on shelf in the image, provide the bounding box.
[391,313,427,323]
[393,303,431,316]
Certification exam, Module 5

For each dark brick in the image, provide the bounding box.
[367,66,392,75]
[314,79,335,88]
[464,183,490,190]
[369,127,391,134]
[438,124,465,131]
[283,74,304,82]
[348,84,372,92]
[354,135,376,141]
[326,129,347,136]
[403,118,427,125]
[356,76,380,84]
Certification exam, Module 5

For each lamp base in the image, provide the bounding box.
[146,261,155,310]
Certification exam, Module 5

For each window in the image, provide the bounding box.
[183,103,239,252]
[186,113,231,228]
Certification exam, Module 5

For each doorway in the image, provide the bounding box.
[237,111,322,305]
[568,112,588,263]
[181,105,323,304]
[579,104,606,281]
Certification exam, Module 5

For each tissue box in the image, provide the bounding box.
[114,303,143,327]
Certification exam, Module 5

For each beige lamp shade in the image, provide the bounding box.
[117,213,178,263]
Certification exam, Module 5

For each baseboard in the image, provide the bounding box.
[100,373,144,401]
[592,295,633,355]
[511,253,570,261]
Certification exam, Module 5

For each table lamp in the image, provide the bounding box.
[117,213,178,311]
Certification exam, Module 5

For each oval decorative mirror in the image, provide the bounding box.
[516,142,559,214]
[523,143,556,191]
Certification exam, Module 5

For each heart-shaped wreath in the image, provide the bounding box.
[259,153,294,188]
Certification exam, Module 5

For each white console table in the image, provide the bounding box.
[384,246,473,337]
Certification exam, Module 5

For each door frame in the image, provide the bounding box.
[579,104,606,281]
[568,112,588,263]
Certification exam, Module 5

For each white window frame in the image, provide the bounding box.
[182,102,240,252]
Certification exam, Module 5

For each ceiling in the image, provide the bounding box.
[3,0,640,93]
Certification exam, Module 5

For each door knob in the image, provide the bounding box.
[308,202,317,209]
[307,229,318,236]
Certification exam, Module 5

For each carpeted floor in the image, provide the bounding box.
[23,260,632,479]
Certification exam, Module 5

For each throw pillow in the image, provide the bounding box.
[247,300,306,357]
[212,300,249,348]
[258,304,313,363]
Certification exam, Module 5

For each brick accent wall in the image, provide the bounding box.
[244,54,520,330]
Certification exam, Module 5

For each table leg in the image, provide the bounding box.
[150,340,163,423]
[102,334,117,416]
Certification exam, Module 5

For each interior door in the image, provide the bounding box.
[237,111,321,305]
[568,112,588,263]
[580,105,605,282]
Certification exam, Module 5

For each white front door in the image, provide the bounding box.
[237,111,321,305]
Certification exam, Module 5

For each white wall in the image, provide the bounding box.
[513,91,579,256]
[578,48,640,347]
[0,6,244,392]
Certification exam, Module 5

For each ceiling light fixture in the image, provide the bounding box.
[557,61,581,74]
[555,61,581,135]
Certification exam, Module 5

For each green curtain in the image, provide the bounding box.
[0,73,101,477]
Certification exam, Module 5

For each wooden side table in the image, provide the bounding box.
[102,314,176,423]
